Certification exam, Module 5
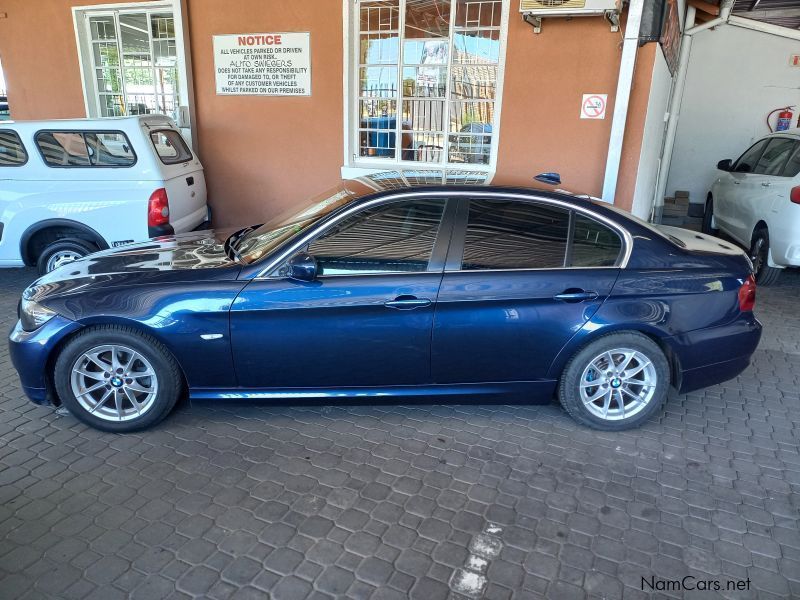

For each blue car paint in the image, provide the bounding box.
[8,185,762,411]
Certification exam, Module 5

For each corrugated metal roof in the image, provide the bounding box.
[732,0,800,29]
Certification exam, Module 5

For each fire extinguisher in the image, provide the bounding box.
[767,106,795,132]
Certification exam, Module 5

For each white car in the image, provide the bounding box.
[705,128,800,285]
[0,115,208,274]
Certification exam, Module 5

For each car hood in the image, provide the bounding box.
[28,228,244,300]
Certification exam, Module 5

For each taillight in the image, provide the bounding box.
[147,188,170,227]
[738,274,756,312]
[791,186,800,204]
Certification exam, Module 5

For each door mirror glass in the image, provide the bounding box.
[717,159,732,171]
[286,252,318,281]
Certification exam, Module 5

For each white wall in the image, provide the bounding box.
[666,25,800,205]
[631,49,673,219]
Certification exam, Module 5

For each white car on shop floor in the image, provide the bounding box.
[0,115,208,274]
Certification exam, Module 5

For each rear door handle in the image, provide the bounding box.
[554,290,599,303]
[733,180,741,185]
[384,295,432,310]
[761,181,771,187]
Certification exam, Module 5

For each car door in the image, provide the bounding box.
[744,138,798,236]
[431,196,622,386]
[722,138,769,242]
[229,196,455,389]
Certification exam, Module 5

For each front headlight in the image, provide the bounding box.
[20,297,57,332]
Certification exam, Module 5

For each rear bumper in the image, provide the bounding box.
[172,205,208,234]
[8,315,83,405]
[669,315,762,394]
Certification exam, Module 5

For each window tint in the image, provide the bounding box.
[0,130,27,166]
[781,142,800,178]
[85,132,136,166]
[150,130,192,164]
[733,139,768,173]
[35,130,135,167]
[305,199,445,275]
[754,138,795,175]
[570,214,622,267]
[36,132,91,166]
[461,200,569,270]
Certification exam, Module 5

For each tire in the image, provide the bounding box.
[701,197,719,236]
[558,332,670,431]
[53,325,183,433]
[37,239,97,275]
[749,228,781,286]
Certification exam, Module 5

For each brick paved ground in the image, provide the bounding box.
[0,267,798,600]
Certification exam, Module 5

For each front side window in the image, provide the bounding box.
[461,199,570,270]
[85,11,179,119]
[305,199,446,275]
[0,130,27,166]
[150,130,192,164]
[782,142,800,178]
[35,130,135,167]
[356,0,503,167]
[754,138,796,176]
[733,139,768,173]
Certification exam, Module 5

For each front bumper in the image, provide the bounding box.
[8,315,82,405]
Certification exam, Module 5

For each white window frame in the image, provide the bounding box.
[342,0,510,181]
[72,1,195,143]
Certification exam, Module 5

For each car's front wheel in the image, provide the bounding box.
[558,332,670,430]
[702,196,719,236]
[54,326,183,432]
[750,228,781,286]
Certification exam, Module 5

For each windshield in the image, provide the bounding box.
[232,186,361,263]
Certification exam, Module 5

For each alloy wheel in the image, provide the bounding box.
[579,348,657,421]
[69,344,158,422]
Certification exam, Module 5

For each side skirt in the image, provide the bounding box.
[189,380,557,403]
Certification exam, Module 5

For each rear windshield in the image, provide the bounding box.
[150,129,192,165]
[597,202,686,247]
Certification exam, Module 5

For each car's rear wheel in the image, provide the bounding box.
[701,196,719,236]
[54,326,183,432]
[37,239,96,275]
[558,332,670,430]
[750,228,781,286]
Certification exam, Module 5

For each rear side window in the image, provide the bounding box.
[0,130,27,166]
[35,130,135,167]
[461,200,570,270]
[570,214,622,267]
[733,139,768,173]
[754,137,795,175]
[781,142,800,177]
[150,130,192,165]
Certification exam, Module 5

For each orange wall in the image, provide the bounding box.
[495,15,656,212]
[0,0,654,223]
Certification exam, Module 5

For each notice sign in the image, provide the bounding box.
[213,33,311,96]
[580,94,607,120]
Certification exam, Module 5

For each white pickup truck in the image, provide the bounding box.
[0,115,208,273]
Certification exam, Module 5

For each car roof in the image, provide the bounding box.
[0,114,177,131]
[764,128,800,139]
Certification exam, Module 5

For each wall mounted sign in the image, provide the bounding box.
[213,32,311,96]
[581,94,607,120]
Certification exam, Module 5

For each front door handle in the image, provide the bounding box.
[761,181,771,187]
[733,180,741,184]
[554,289,599,303]
[384,295,432,310]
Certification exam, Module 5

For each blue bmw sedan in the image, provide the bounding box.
[9,181,761,432]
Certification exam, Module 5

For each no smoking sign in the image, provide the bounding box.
[581,94,607,120]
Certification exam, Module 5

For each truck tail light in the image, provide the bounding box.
[147,188,170,228]
[791,186,800,204]
[738,274,756,312]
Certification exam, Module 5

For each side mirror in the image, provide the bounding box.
[286,252,318,282]
[717,159,732,171]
